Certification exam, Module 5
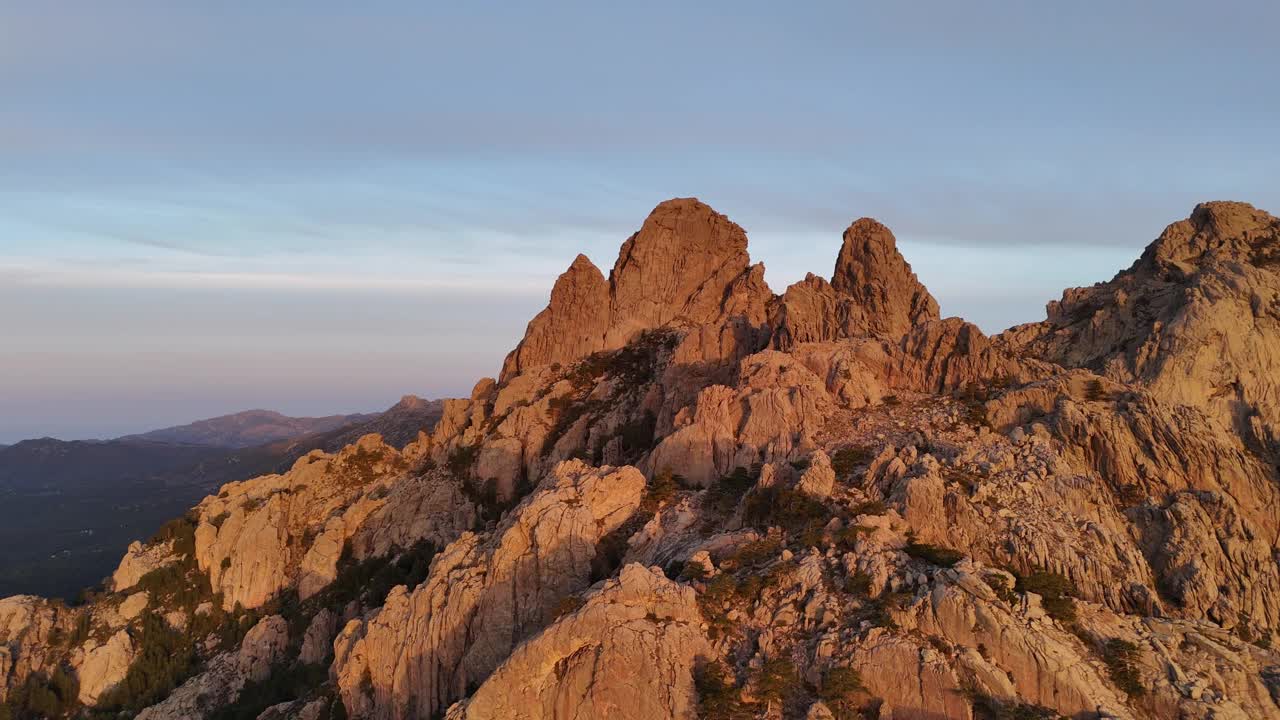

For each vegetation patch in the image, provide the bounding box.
[694,661,752,720]
[322,539,437,611]
[446,444,480,477]
[753,656,799,711]
[1,667,79,720]
[966,690,1061,720]
[701,466,758,527]
[1013,569,1077,623]
[205,661,329,720]
[724,537,782,570]
[820,665,876,720]
[904,542,965,568]
[836,524,873,551]
[743,485,833,546]
[849,500,887,517]
[831,447,874,478]
[1100,638,1144,698]
[640,468,679,515]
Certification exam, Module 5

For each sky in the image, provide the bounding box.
[2,2,1278,443]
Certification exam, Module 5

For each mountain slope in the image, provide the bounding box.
[1002,201,1280,457]
[2,199,1278,720]
[121,409,377,449]
[0,397,442,600]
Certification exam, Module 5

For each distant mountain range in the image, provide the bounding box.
[118,409,378,448]
[0,396,443,599]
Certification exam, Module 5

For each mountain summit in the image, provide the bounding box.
[2,200,1279,720]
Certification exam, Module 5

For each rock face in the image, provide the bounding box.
[192,433,472,610]
[332,461,646,719]
[501,198,772,381]
[135,615,289,720]
[75,630,134,705]
[501,254,611,381]
[111,540,177,592]
[769,219,939,349]
[1004,201,1280,454]
[5,198,1280,720]
[831,217,940,338]
[647,350,834,486]
[445,564,710,720]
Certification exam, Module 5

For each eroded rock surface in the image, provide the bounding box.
[333,461,646,719]
[4,198,1280,720]
[445,564,710,720]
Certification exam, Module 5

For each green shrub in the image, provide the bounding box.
[96,612,195,713]
[3,667,79,720]
[324,539,437,610]
[743,485,832,545]
[831,447,873,478]
[149,515,198,560]
[986,573,1017,604]
[68,613,92,648]
[641,469,678,515]
[679,561,709,582]
[967,691,1060,720]
[1014,570,1077,623]
[850,500,887,517]
[446,444,480,477]
[694,661,752,720]
[754,656,799,708]
[1101,638,1144,698]
[904,542,965,568]
[206,661,329,720]
[726,537,781,569]
[696,575,740,639]
[844,571,873,597]
[836,524,873,550]
[701,461,757,525]
[820,665,867,720]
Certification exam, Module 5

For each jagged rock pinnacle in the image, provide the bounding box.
[831,217,940,338]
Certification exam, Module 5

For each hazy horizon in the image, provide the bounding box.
[3,2,1278,443]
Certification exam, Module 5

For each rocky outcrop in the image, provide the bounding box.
[0,596,62,703]
[192,434,471,610]
[75,630,134,706]
[770,219,940,349]
[135,615,289,720]
[445,564,710,720]
[1004,201,1280,454]
[111,540,178,593]
[501,198,773,382]
[831,217,939,338]
[501,254,611,381]
[333,461,646,719]
[7,199,1280,720]
[647,350,834,485]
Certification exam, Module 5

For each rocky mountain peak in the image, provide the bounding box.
[605,197,754,343]
[830,216,940,338]
[7,199,1280,720]
[1141,200,1280,274]
[501,198,766,382]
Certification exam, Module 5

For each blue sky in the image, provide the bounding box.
[2,2,1278,442]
